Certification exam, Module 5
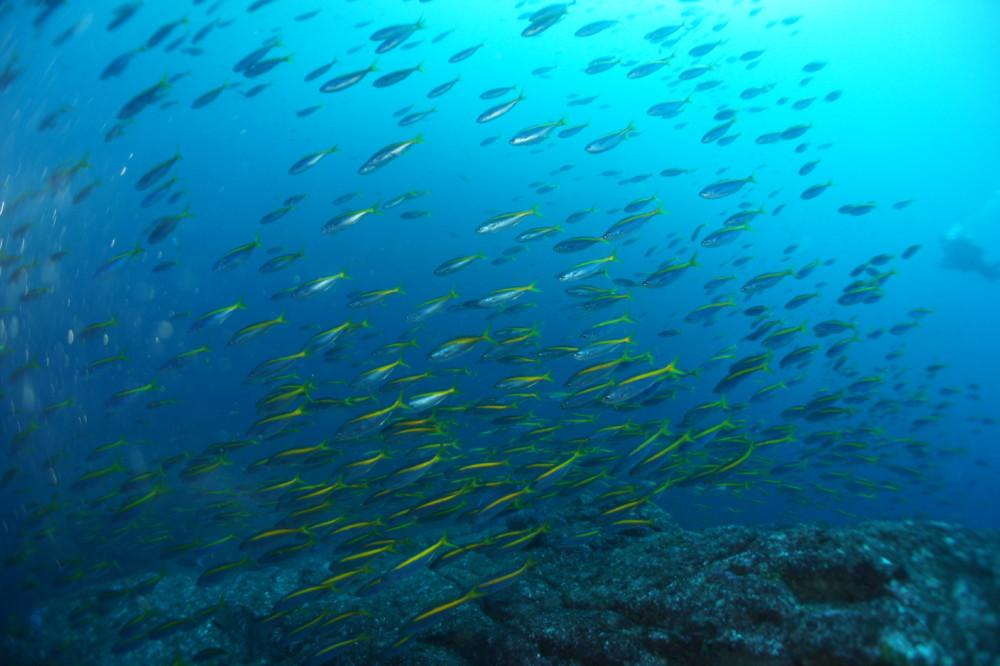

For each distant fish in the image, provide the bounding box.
[373,63,423,88]
[191,84,229,109]
[627,59,672,79]
[585,56,620,75]
[428,77,460,98]
[448,43,484,63]
[800,182,834,199]
[108,1,142,32]
[699,175,757,199]
[296,105,322,118]
[146,17,188,49]
[575,20,618,37]
[304,58,337,82]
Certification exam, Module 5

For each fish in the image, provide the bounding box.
[348,286,405,309]
[428,77,461,98]
[373,63,424,88]
[646,24,684,41]
[147,17,189,49]
[785,293,821,310]
[449,44,485,63]
[556,251,618,282]
[108,1,142,31]
[558,124,589,139]
[813,320,856,337]
[136,151,182,190]
[304,58,337,82]
[358,136,423,174]
[801,181,834,199]
[189,297,247,333]
[291,270,351,300]
[575,20,618,37]
[685,299,736,324]
[383,189,428,210]
[679,65,715,80]
[73,179,104,205]
[781,124,811,140]
[319,61,378,93]
[510,119,567,145]
[140,176,179,208]
[601,207,666,242]
[476,206,542,235]
[296,105,322,118]
[435,253,486,276]
[742,269,796,294]
[94,243,144,279]
[428,329,494,362]
[699,175,757,199]
[648,98,692,118]
[228,314,288,346]
[399,109,437,126]
[553,236,606,253]
[212,235,263,273]
[643,253,700,288]
[701,224,752,248]
[243,83,271,98]
[476,283,540,307]
[159,345,211,372]
[703,120,737,144]
[584,122,637,154]
[259,250,305,274]
[603,360,688,404]
[690,40,724,57]
[259,205,295,225]
[106,380,162,412]
[522,9,567,38]
[101,48,146,80]
[191,83,229,109]
[586,56,621,75]
[481,86,517,100]
[566,207,597,224]
[288,146,339,175]
[627,59,672,79]
[244,55,293,78]
[322,206,380,234]
[798,160,821,176]
[516,225,561,242]
[148,207,194,244]
[233,38,281,72]
[407,289,459,323]
[839,202,877,216]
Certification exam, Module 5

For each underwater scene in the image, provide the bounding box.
[2,0,999,664]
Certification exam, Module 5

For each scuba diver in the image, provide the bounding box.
[940,226,999,281]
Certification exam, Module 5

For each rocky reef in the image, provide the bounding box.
[4,508,998,665]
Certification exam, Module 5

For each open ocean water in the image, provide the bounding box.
[1,0,999,664]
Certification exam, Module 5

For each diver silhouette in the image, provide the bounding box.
[940,233,1000,281]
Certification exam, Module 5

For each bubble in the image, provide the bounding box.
[156,320,175,340]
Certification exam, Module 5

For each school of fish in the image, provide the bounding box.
[0,1,989,664]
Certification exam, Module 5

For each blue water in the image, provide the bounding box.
[1,0,998,660]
